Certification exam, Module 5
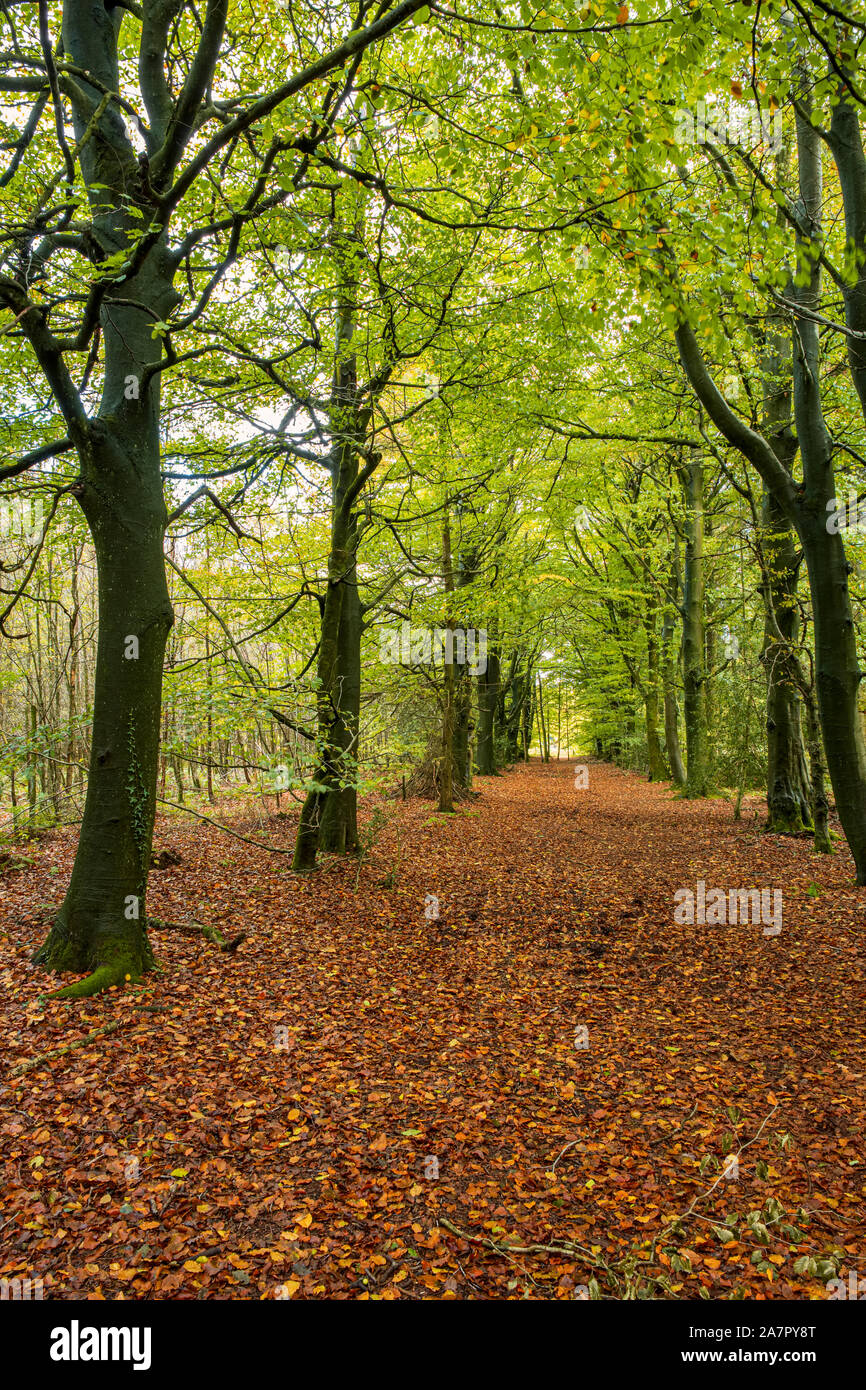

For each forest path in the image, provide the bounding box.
[2,759,865,1298]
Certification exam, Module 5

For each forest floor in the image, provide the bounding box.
[1,759,865,1300]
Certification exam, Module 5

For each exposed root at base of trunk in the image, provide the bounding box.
[33,915,154,1001]
[764,812,812,836]
[43,960,143,1001]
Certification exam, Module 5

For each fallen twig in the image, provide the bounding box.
[156,796,294,855]
[438,1215,599,1263]
[9,1018,136,1078]
[148,918,246,953]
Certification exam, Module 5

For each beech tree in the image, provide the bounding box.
[667,11,866,879]
[0,0,428,994]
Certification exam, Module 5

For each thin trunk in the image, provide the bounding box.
[27,704,37,828]
[679,451,709,797]
[476,625,500,775]
[293,211,369,869]
[644,603,666,780]
[537,674,550,762]
[803,686,832,854]
[663,543,687,788]
[438,512,456,813]
[318,527,361,853]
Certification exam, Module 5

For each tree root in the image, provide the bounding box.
[43,961,142,1001]
[8,1018,135,1077]
[148,918,246,953]
[36,918,242,1001]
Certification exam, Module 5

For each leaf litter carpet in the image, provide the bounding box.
[1,760,864,1299]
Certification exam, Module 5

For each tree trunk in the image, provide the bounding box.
[449,540,478,789]
[293,213,371,870]
[66,548,82,797]
[679,451,709,797]
[661,558,687,788]
[802,685,832,855]
[31,225,176,986]
[34,462,173,995]
[438,512,456,812]
[27,704,37,830]
[536,674,550,762]
[318,534,361,853]
[644,605,666,780]
[800,509,866,870]
[451,661,474,788]
[503,653,533,762]
[758,195,813,836]
[522,680,535,759]
[292,459,365,868]
[761,488,813,834]
[476,633,500,775]
[791,90,866,876]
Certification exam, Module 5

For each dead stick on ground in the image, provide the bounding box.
[155,796,294,855]
[9,1019,135,1078]
[148,918,246,953]
[438,1216,599,1263]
